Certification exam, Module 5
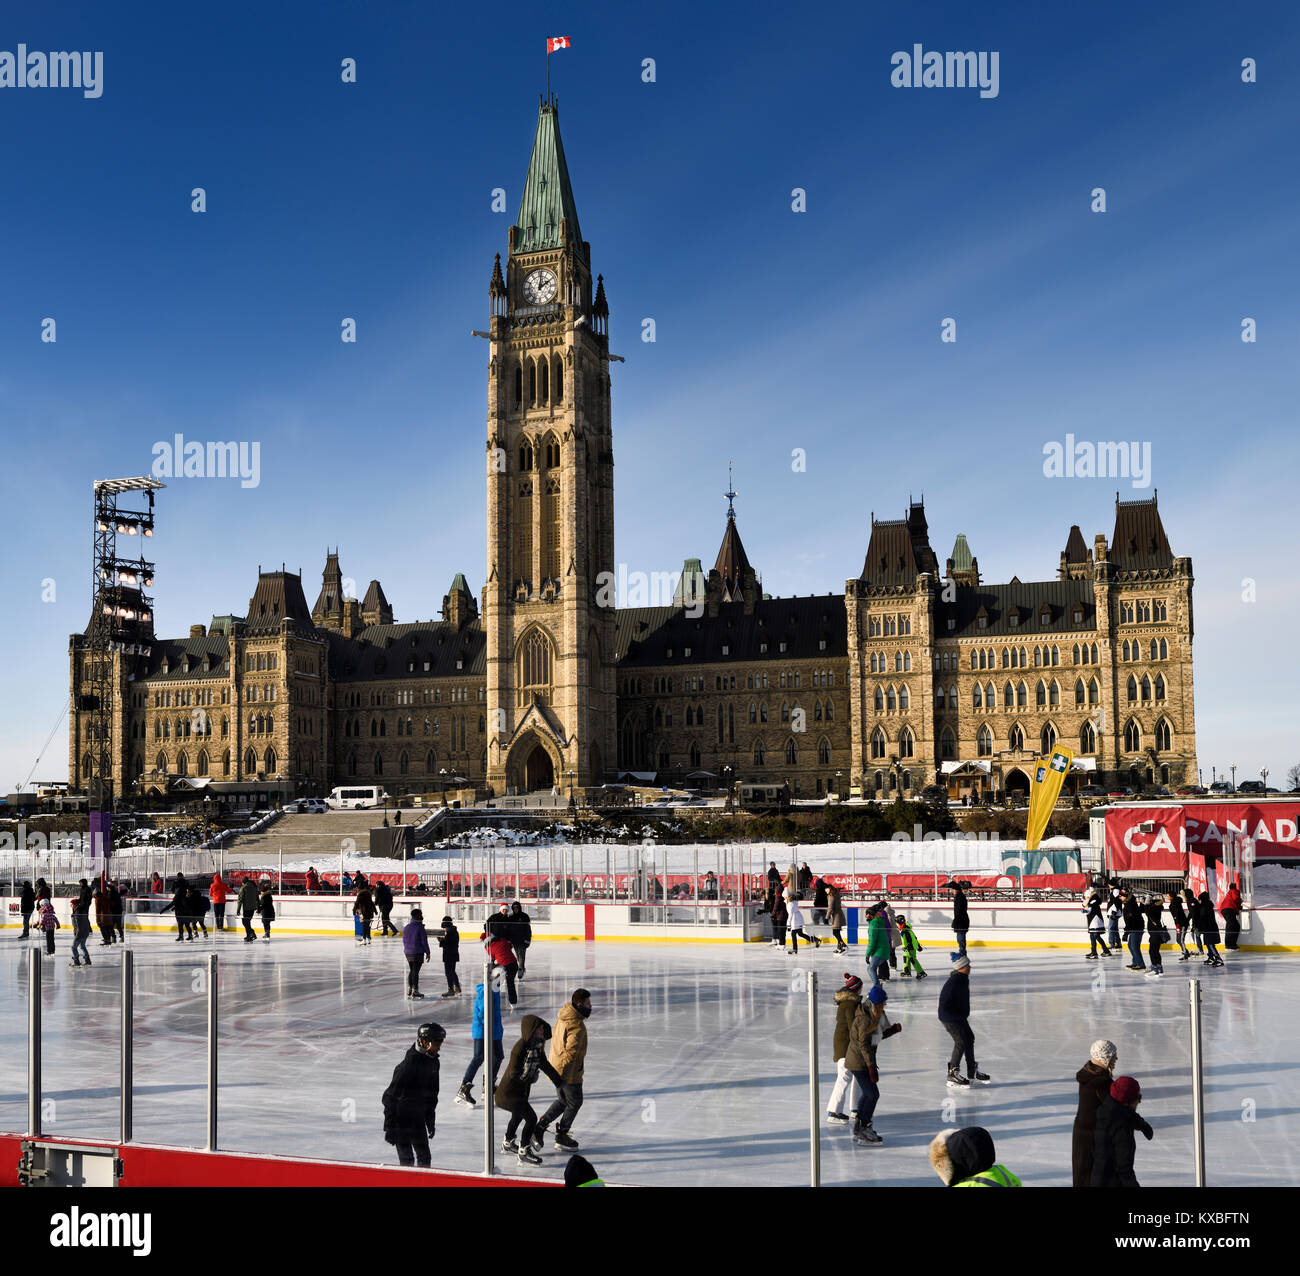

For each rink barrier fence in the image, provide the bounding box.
[0,1132,554,1189]
[3,895,1298,948]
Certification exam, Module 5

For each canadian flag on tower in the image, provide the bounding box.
[547,37,572,54]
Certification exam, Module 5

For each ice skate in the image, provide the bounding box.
[516,1146,542,1166]
[500,1136,517,1153]
[915,971,928,979]
[529,1128,544,1150]
[554,1131,579,1150]
[439,990,457,999]
[947,1068,970,1088]
[455,1084,475,1107]
[971,1069,990,1083]
[409,990,425,999]
[826,1111,849,1124]
[852,1123,883,1145]
[1085,954,1098,960]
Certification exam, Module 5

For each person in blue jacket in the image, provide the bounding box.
[456,977,504,1107]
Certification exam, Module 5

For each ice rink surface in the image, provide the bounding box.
[1,928,1297,1188]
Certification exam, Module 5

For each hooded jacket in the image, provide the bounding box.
[381,1043,439,1142]
[1072,1061,1113,1187]
[471,982,504,1042]
[258,887,275,920]
[495,1015,561,1110]
[937,970,970,1023]
[949,886,970,932]
[549,1002,589,1084]
[826,887,846,929]
[209,877,228,904]
[373,880,393,911]
[1195,893,1221,940]
[787,898,805,930]
[353,888,375,920]
[438,922,460,962]
[20,883,35,912]
[844,1000,884,1072]
[930,1127,1019,1187]
[865,913,890,960]
[1121,895,1145,935]
[771,895,787,926]
[831,986,861,1062]
[237,880,259,913]
[510,908,533,943]
[402,919,430,959]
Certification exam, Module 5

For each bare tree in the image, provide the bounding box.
[1288,763,1300,793]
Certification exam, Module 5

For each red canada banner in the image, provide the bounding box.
[1188,851,1207,897]
[1105,801,1300,873]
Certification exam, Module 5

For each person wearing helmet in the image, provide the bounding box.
[382,1022,446,1167]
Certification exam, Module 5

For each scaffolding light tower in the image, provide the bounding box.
[87,477,164,813]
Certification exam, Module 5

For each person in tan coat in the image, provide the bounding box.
[535,988,591,1150]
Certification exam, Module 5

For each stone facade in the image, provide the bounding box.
[66,99,1198,804]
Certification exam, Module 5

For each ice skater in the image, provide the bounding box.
[381,1022,445,1167]
[812,876,828,926]
[944,878,970,958]
[535,987,591,1150]
[353,882,375,946]
[786,890,821,953]
[826,883,847,954]
[484,929,520,1008]
[1083,893,1112,958]
[108,880,124,942]
[1073,1039,1118,1187]
[403,907,430,999]
[929,1127,1021,1187]
[187,884,210,939]
[1091,1075,1153,1187]
[257,880,275,939]
[495,1014,562,1167]
[38,897,59,956]
[1167,890,1191,960]
[1194,892,1224,967]
[896,913,927,978]
[456,977,504,1106]
[160,879,192,941]
[1221,880,1242,951]
[1180,887,1204,956]
[939,956,988,1087]
[864,904,889,986]
[438,915,461,998]
[374,878,399,937]
[237,875,259,942]
[846,984,901,1145]
[1121,889,1145,970]
[509,902,532,977]
[93,883,114,946]
[878,899,900,969]
[18,881,34,939]
[1106,886,1123,951]
[1143,895,1166,977]
[827,973,864,1124]
[209,874,229,931]
[770,890,788,950]
[69,893,92,968]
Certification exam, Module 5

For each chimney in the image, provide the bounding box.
[190,624,206,638]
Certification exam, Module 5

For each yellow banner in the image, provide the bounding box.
[1025,744,1074,852]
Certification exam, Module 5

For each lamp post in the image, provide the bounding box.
[835,769,842,801]
[1261,767,1269,791]
[566,768,576,811]
[722,764,733,812]
[203,796,211,844]
[440,767,448,806]
[1230,764,1237,793]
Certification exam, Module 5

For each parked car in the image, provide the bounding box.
[1175,785,1206,796]
[1107,787,1136,800]
[1208,781,1233,795]
[1077,785,1108,799]
[1237,780,1266,794]
[284,798,328,814]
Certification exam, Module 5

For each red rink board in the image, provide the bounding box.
[0,1132,551,1189]
[1106,801,1300,873]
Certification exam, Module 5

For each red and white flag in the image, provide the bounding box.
[547,37,572,54]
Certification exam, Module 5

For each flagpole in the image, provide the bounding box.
[546,47,550,101]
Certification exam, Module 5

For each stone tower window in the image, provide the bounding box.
[518,628,554,702]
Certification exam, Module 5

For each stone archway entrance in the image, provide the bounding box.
[524,744,555,793]
[1004,767,1031,796]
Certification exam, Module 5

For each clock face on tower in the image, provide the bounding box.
[522,268,558,305]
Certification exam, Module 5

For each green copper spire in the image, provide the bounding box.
[950,533,973,572]
[513,96,582,254]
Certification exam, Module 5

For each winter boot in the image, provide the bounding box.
[947,1067,970,1088]
[972,1068,990,1083]
[852,1122,883,1145]
[826,1111,849,1124]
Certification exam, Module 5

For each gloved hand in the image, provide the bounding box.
[427,1123,436,1140]
[882,1023,902,1038]
[868,1065,879,1084]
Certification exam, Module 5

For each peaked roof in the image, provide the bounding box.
[950,533,973,572]
[713,516,753,599]
[448,573,469,593]
[1111,496,1173,570]
[861,503,940,585]
[514,97,582,254]
[362,580,390,611]
[246,571,313,628]
[1064,525,1089,562]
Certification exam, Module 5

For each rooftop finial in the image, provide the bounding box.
[724,461,738,522]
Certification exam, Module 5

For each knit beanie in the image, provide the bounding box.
[842,973,863,992]
[953,955,971,971]
[867,985,887,1005]
[1090,1039,1118,1067]
[1110,1075,1141,1104]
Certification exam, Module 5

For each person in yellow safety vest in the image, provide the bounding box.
[929,1126,1022,1187]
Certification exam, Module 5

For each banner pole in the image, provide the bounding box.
[1190,979,1206,1187]
[808,968,820,1187]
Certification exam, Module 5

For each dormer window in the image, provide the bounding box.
[759,641,768,654]
[1073,608,1083,625]
[1009,613,1019,627]
[947,618,956,631]
[683,646,692,658]
[665,647,673,659]
[977,616,987,630]
[721,644,730,656]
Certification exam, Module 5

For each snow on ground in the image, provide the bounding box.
[1,933,1294,1187]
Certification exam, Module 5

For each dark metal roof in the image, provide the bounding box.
[325,621,485,682]
[938,580,1096,638]
[950,533,973,572]
[713,517,753,599]
[615,596,848,667]
[860,503,940,585]
[361,579,391,612]
[246,571,313,628]
[1111,497,1173,570]
[138,635,230,680]
[1064,525,1090,563]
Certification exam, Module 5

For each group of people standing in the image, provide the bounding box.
[1073,1039,1155,1186]
[1085,882,1231,974]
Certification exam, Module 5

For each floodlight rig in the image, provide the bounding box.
[86,477,165,812]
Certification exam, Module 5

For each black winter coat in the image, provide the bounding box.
[1168,896,1187,928]
[813,881,828,909]
[495,1015,561,1110]
[1121,897,1144,935]
[950,888,969,932]
[382,1045,440,1142]
[937,972,970,1023]
[1194,896,1220,941]
[161,887,189,918]
[1072,1062,1112,1187]
[20,884,35,912]
[439,924,460,962]
[510,909,532,943]
[374,881,393,910]
[1091,1095,1151,1187]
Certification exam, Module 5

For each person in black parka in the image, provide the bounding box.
[1091,1075,1153,1187]
[945,879,970,958]
[382,1022,445,1167]
[160,880,192,940]
[1120,889,1145,970]
[19,881,35,938]
[1073,1039,1118,1186]
[374,878,399,937]
[438,915,461,997]
[1195,892,1224,967]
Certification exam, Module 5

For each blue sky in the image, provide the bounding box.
[1,0,1297,790]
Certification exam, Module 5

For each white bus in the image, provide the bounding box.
[326,785,390,810]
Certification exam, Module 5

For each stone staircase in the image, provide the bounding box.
[222,810,420,866]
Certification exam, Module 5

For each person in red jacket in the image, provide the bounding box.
[209,875,229,930]
[305,866,320,895]
[483,931,520,1009]
[1220,883,1243,951]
